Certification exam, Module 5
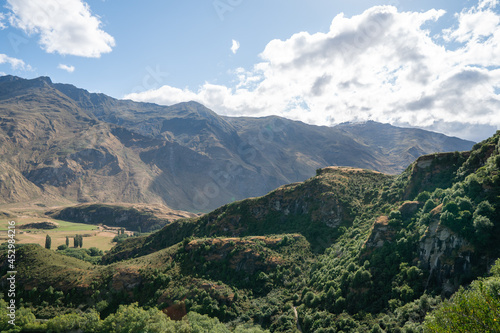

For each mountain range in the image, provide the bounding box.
[0,75,474,212]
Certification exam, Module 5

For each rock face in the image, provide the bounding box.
[402,152,470,200]
[364,216,395,248]
[419,219,473,295]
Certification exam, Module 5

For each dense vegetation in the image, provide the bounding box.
[1,132,499,332]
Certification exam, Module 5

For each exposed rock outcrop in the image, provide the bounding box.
[419,220,473,295]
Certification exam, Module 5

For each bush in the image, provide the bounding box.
[422,199,437,213]
[424,278,500,332]
[416,191,431,203]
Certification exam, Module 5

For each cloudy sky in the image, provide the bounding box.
[0,0,499,141]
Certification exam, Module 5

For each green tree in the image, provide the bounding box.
[66,236,69,247]
[424,278,500,332]
[473,215,494,244]
[45,234,51,250]
[101,303,175,333]
[46,310,100,333]
[473,201,494,219]
[425,259,500,332]
[416,191,431,203]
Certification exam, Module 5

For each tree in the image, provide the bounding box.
[425,259,500,332]
[45,235,51,249]
[101,303,176,332]
[74,235,79,248]
[424,278,500,332]
[66,236,69,247]
[474,201,494,219]
[473,215,494,245]
[79,235,83,248]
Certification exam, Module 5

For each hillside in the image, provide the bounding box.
[2,131,498,332]
[47,203,199,232]
[0,76,474,211]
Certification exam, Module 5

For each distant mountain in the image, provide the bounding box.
[0,75,475,211]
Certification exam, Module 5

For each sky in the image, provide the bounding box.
[0,0,500,142]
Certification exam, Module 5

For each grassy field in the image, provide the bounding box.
[0,216,118,251]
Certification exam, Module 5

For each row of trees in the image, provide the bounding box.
[44,234,84,250]
[0,302,270,333]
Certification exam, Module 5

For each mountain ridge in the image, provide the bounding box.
[0,75,475,211]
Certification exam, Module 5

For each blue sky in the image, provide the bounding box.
[1,0,499,141]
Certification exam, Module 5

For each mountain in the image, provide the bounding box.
[2,131,498,332]
[0,75,474,211]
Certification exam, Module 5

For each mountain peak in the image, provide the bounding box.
[34,76,53,85]
[0,75,53,85]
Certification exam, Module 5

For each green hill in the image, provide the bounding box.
[1,131,499,332]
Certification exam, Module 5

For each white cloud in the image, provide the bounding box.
[6,0,115,58]
[126,2,500,141]
[0,13,6,29]
[0,53,30,70]
[478,0,498,10]
[231,39,240,54]
[58,64,75,73]
[444,2,500,43]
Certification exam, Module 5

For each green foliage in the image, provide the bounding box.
[473,215,493,245]
[422,199,437,213]
[112,233,130,243]
[46,310,101,332]
[5,132,500,332]
[57,247,102,264]
[424,277,500,332]
[101,303,173,332]
[45,234,52,249]
[416,191,431,203]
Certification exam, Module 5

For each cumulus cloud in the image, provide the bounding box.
[231,39,240,54]
[6,0,115,57]
[126,2,500,141]
[0,53,30,70]
[58,64,75,73]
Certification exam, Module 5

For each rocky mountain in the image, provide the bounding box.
[0,75,474,212]
[2,131,498,332]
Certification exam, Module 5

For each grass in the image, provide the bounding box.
[0,218,97,231]
[0,217,118,251]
